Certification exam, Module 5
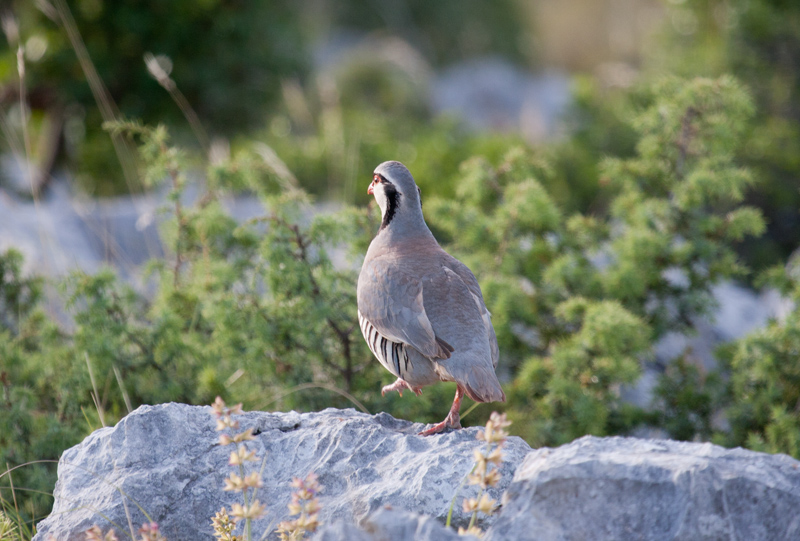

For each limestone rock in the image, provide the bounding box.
[33,403,528,541]
[486,435,800,541]
[34,404,800,541]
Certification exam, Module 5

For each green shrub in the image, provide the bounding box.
[0,249,80,526]
[426,76,764,445]
[712,265,800,457]
[651,0,800,270]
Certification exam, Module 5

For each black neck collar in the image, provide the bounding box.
[380,183,399,230]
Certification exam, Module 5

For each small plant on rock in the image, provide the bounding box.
[275,473,323,541]
[137,523,167,541]
[210,509,239,541]
[211,397,265,541]
[84,522,166,541]
[446,412,511,538]
[84,525,119,540]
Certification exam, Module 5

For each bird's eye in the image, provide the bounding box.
[373,174,380,183]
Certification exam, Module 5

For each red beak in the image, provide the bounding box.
[368,182,374,195]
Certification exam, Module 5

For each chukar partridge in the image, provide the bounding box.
[357,161,505,435]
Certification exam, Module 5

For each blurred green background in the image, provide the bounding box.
[4,0,798,262]
[2,0,800,532]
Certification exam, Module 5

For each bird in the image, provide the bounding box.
[357,160,505,436]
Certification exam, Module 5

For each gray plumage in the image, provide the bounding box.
[357,161,504,434]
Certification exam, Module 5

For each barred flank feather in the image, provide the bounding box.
[358,311,409,378]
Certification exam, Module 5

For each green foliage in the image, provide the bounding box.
[2,0,798,529]
[330,0,528,66]
[0,250,42,333]
[10,0,306,134]
[710,266,800,457]
[0,250,79,528]
[259,81,525,203]
[653,0,800,270]
[545,75,642,214]
[2,1,528,196]
[426,76,764,445]
[66,122,389,413]
[1,0,309,195]
[653,358,720,442]
[601,76,765,336]
[0,510,20,540]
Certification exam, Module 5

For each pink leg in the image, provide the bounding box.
[419,385,465,436]
[381,377,423,397]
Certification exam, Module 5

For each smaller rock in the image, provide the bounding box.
[486,436,800,541]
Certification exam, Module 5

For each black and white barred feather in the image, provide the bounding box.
[358,310,410,378]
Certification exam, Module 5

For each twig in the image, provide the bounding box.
[156,139,186,287]
[113,365,133,414]
[144,52,209,152]
[84,352,106,427]
[51,0,140,191]
[16,46,34,198]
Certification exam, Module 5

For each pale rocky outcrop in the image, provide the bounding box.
[33,403,800,541]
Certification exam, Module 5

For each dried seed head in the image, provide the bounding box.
[229,446,256,465]
[137,522,166,541]
[486,447,504,465]
[211,396,227,417]
[458,525,484,538]
[482,468,502,489]
[233,428,255,443]
[489,412,511,428]
[476,493,497,515]
[211,508,239,541]
[85,526,119,541]
[144,52,175,91]
[230,500,265,521]
[223,473,245,492]
[477,412,511,444]
[244,472,263,489]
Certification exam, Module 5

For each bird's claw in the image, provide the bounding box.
[381,378,421,397]
[418,411,461,436]
[418,385,464,436]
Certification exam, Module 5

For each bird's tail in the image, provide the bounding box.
[462,364,505,403]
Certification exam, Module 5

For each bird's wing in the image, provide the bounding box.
[358,257,453,360]
[420,264,504,403]
[442,256,500,369]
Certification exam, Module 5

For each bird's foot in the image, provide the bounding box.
[418,384,465,436]
[418,410,461,436]
[381,378,422,397]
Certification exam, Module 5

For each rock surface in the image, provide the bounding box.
[34,403,800,541]
[33,403,528,541]
[487,436,800,541]
[431,58,570,144]
[314,508,476,541]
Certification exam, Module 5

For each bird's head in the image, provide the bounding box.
[369,161,423,231]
